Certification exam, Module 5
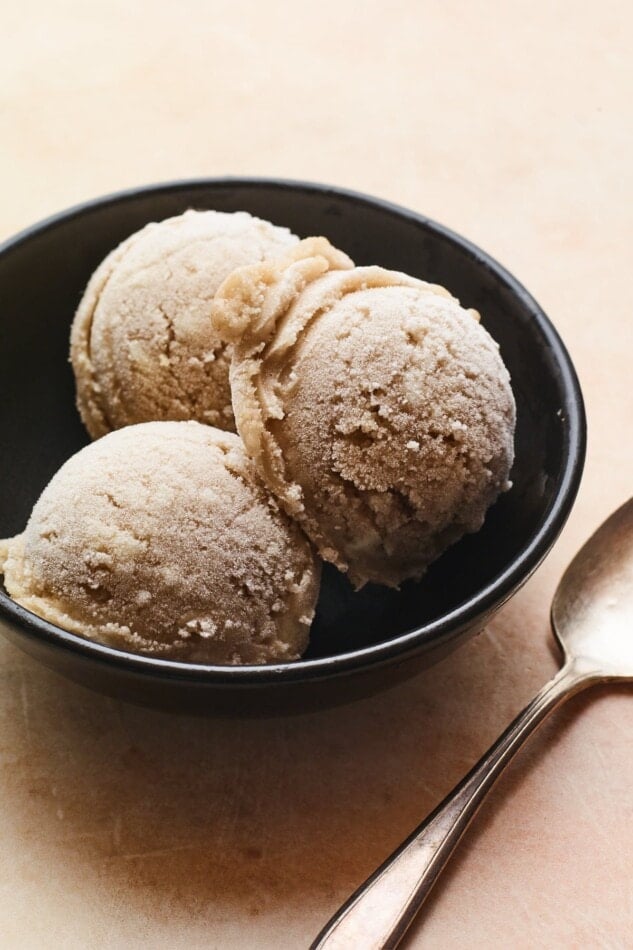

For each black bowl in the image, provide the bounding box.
[0,179,585,714]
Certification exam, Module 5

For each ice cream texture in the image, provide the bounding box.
[0,422,320,664]
[71,209,298,439]
[214,238,516,588]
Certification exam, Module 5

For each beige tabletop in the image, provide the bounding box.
[1,1,632,947]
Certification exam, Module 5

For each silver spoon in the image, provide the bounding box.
[312,497,633,950]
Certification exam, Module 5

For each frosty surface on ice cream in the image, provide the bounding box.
[0,422,320,663]
[216,238,516,588]
[71,210,298,438]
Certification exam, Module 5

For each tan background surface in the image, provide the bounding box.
[1,1,632,947]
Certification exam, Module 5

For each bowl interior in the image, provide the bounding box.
[0,181,580,663]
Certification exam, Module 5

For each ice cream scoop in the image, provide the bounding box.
[0,422,320,664]
[71,209,298,439]
[215,239,516,588]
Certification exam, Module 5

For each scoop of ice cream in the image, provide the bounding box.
[215,240,516,588]
[71,209,298,439]
[0,422,320,664]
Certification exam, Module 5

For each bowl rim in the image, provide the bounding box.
[0,176,586,685]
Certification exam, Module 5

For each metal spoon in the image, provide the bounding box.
[312,497,633,950]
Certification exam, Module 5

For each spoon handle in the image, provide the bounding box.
[311,660,595,950]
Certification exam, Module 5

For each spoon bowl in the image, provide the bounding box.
[553,497,633,677]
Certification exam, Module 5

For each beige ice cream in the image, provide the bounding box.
[215,239,516,588]
[0,422,320,664]
[71,209,298,439]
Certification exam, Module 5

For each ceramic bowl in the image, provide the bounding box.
[0,179,586,714]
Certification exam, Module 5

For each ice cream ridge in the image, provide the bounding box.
[71,209,298,438]
[214,237,516,589]
[0,422,320,664]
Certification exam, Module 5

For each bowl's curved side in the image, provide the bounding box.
[0,597,496,715]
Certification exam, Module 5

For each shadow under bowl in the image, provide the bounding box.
[0,178,585,714]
